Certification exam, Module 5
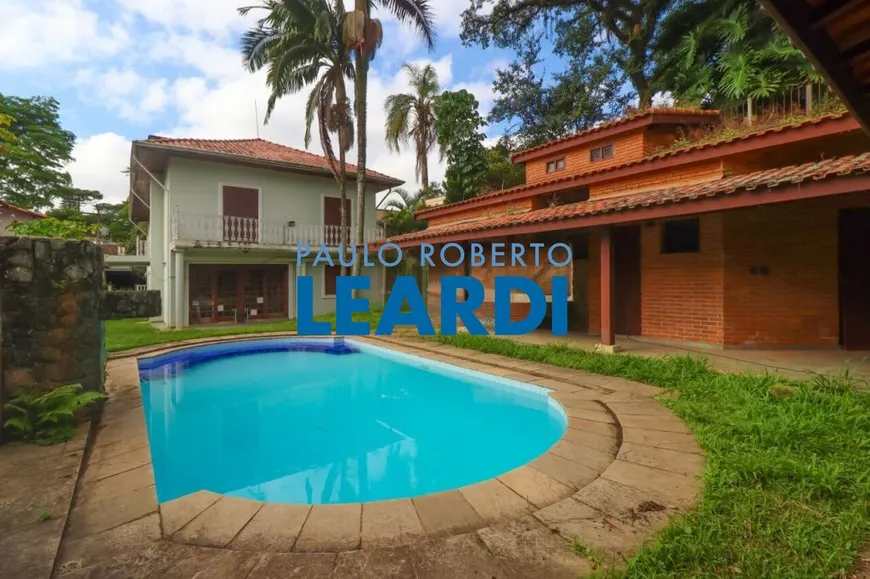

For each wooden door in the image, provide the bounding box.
[839,209,870,350]
[323,196,351,245]
[222,186,259,243]
[613,225,642,336]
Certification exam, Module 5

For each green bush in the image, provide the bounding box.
[3,384,106,444]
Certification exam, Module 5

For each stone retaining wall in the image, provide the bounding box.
[0,236,161,443]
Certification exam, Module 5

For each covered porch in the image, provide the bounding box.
[393,155,870,355]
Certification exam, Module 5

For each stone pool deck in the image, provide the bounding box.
[37,335,703,578]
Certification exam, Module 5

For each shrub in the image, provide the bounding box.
[3,384,106,444]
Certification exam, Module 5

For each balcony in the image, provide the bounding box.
[171,211,384,249]
[104,236,149,266]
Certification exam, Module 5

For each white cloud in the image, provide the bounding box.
[0,0,128,69]
[68,133,132,204]
[74,67,170,123]
[43,0,500,205]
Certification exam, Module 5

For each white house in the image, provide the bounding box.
[121,135,403,328]
[0,200,46,233]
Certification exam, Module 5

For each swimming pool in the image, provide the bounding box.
[138,338,567,505]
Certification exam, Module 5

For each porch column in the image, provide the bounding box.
[173,249,185,328]
[599,226,616,348]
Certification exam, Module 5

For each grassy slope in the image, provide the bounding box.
[435,334,870,578]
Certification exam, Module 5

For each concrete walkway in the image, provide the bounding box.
[0,422,89,578]
[516,331,870,381]
[45,336,704,578]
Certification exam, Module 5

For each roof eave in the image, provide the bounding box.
[393,174,870,248]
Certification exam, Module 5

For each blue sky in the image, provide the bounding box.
[1,0,520,205]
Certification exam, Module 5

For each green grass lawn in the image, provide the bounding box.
[435,333,870,578]
[104,310,382,352]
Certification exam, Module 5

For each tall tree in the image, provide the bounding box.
[461,0,681,109]
[482,144,525,193]
[240,0,355,272]
[489,20,630,150]
[0,95,77,210]
[342,0,436,278]
[656,0,818,110]
[384,63,439,190]
[435,90,488,204]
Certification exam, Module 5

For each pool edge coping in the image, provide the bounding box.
[101,335,705,555]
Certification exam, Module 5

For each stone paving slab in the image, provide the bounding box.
[621,427,703,454]
[47,335,708,578]
[172,496,262,547]
[498,466,574,509]
[361,499,425,549]
[458,479,534,523]
[294,504,362,552]
[618,441,706,477]
[160,490,222,536]
[413,490,485,538]
[530,452,601,490]
[229,503,311,552]
[534,498,654,565]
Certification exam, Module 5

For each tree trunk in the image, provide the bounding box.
[351,0,369,281]
[336,80,350,277]
[420,154,429,192]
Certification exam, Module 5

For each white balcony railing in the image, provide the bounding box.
[171,211,384,248]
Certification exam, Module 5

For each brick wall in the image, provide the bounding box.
[641,214,725,344]
[722,201,840,347]
[590,160,724,198]
[525,130,647,185]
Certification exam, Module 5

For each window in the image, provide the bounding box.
[590,144,614,162]
[546,157,566,174]
[661,219,700,254]
[323,264,340,297]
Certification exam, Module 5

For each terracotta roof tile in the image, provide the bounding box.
[511,108,721,160]
[391,153,870,244]
[417,110,857,217]
[141,136,402,184]
[0,199,47,219]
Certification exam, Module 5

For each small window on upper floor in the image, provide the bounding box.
[590,144,615,162]
[546,157,566,174]
[661,218,700,254]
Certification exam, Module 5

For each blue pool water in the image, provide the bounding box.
[139,338,567,505]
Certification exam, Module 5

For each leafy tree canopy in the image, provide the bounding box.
[0,95,81,211]
[434,90,488,204]
[482,144,525,193]
[462,0,682,109]
[657,0,818,108]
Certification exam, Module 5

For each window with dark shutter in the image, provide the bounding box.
[661,219,701,254]
[324,264,339,296]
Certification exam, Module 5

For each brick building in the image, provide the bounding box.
[387,108,870,351]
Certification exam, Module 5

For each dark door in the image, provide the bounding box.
[839,209,870,350]
[323,196,351,245]
[222,186,259,242]
[613,225,642,335]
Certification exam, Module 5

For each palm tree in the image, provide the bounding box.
[342,0,436,278]
[378,187,433,237]
[240,0,355,271]
[384,63,439,190]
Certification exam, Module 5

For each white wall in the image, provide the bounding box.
[146,156,392,327]
[165,157,383,231]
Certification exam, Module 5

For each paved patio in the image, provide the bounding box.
[517,331,870,381]
[15,335,706,578]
